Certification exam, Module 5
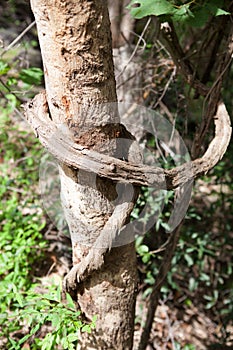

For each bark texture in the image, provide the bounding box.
[30,1,138,349]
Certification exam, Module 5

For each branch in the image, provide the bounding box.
[192,26,233,157]
[159,22,209,97]
[137,224,182,350]
[158,19,233,159]
[23,91,232,191]
[0,21,36,56]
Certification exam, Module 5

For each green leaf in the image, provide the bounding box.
[142,253,151,264]
[186,6,210,27]
[189,277,198,292]
[18,324,40,345]
[56,285,62,302]
[50,312,61,329]
[61,337,69,349]
[161,221,171,231]
[7,77,17,86]
[41,333,54,350]
[215,8,230,16]
[184,253,194,267]
[135,236,144,249]
[43,293,59,303]
[82,324,91,333]
[9,337,20,350]
[0,60,10,75]
[173,5,193,23]
[67,333,78,342]
[14,292,24,307]
[200,272,210,282]
[66,292,77,310]
[184,298,193,307]
[183,344,196,350]
[18,333,32,345]
[174,341,181,350]
[137,244,149,255]
[5,93,17,109]
[92,314,98,323]
[19,67,43,85]
[179,0,230,27]
[127,0,174,19]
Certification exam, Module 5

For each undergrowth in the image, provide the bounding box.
[0,114,96,350]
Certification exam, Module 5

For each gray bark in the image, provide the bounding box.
[30,0,138,349]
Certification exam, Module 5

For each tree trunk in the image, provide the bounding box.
[108,0,134,48]
[30,1,138,349]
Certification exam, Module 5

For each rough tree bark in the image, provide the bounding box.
[29,1,138,349]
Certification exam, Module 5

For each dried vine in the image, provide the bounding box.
[24,92,231,192]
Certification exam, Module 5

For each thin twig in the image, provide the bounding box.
[204,55,233,108]
[137,224,182,350]
[0,78,26,104]
[13,106,25,120]
[152,66,176,109]
[116,18,151,79]
[192,26,233,158]
[1,21,36,56]
[159,22,209,97]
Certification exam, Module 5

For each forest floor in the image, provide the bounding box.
[36,225,233,350]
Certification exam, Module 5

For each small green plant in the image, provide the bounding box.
[0,104,96,349]
[0,115,44,347]
[6,285,97,350]
[174,342,196,350]
[0,36,44,117]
